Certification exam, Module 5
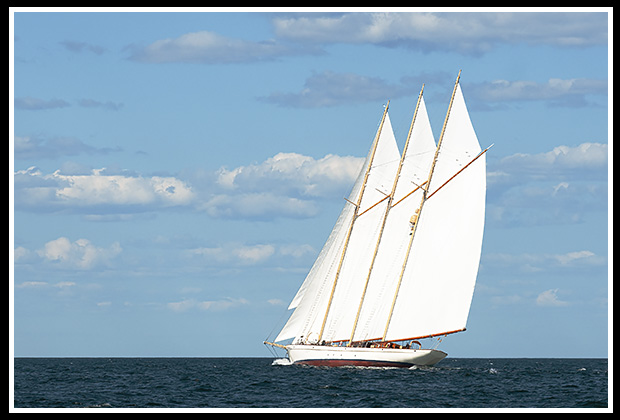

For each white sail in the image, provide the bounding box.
[274,148,365,342]
[351,96,437,343]
[275,110,400,343]
[319,113,400,343]
[384,84,486,341]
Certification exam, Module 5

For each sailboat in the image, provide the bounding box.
[265,71,491,367]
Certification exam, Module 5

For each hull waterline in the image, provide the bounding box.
[286,344,447,367]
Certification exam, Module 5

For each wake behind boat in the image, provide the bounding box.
[265,71,490,368]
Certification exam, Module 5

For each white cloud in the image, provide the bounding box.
[36,237,122,270]
[267,298,286,306]
[167,297,249,312]
[197,151,365,220]
[167,299,196,312]
[536,289,570,307]
[279,244,315,258]
[15,151,362,221]
[483,250,606,273]
[201,193,318,220]
[54,171,193,206]
[487,142,607,227]
[189,242,316,266]
[198,297,249,311]
[553,250,596,265]
[190,243,275,265]
[16,281,48,288]
[234,244,275,264]
[496,142,607,177]
[273,12,607,54]
[129,30,310,64]
[14,246,31,262]
[15,167,194,212]
[54,281,76,288]
[216,152,363,197]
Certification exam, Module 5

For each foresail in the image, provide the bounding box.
[385,84,486,341]
[275,109,400,343]
[274,144,367,342]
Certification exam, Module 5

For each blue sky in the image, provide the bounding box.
[11,9,610,358]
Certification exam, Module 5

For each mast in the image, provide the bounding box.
[317,101,390,343]
[347,86,425,346]
[382,70,461,341]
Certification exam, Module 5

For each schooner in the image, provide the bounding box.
[265,71,491,367]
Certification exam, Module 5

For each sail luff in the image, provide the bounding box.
[347,86,425,346]
[316,101,390,342]
[382,71,462,341]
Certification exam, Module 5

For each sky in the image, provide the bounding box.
[11,8,611,358]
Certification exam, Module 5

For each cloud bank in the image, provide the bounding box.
[124,12,607,67]
[272,12,608,54]
[14,152,364,221]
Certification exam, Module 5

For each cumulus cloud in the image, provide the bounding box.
[216,152,363,197]
[36,237,122,270]
[15,167,194,212]
[536,289,570,307]
[196,151,365,220]
[15,150,363,221]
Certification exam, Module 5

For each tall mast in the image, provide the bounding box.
[347,86,425,346]
[317,101,390,342]
[382,70,461,341]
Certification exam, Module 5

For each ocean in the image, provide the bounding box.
[13,357,608,410]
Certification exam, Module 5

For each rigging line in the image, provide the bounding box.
[347,85,426,346]
[426,144,493,200]
[382,70,461,341]
[390,181,427,208]
[317,100,390,343]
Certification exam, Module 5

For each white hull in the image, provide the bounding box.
[286,344,447,368]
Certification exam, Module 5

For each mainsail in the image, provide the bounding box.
[273,73,487,348]
[384,81,487,342]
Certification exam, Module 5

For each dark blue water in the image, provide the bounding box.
[13,358,607,409]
